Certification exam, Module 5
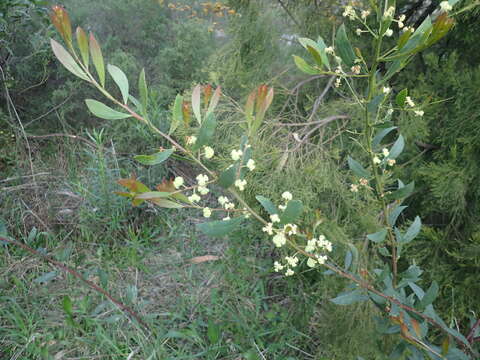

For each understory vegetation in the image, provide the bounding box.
[1,0,480,359]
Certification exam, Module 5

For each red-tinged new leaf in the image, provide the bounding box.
[89,33,105,87]
[157,179,190,204]
[245,90,256,119]
[206,86,221,116]
[50,39,89,81]
[428,13,454,46]
[61,7,72,45]
[117,176,150,193]
[182,101,191,127]
[411,319,422,339]
[49,9,63,38]
[114,191,133,198]
[263,87,274,114]
[156,179,176,193]
[252,86,273,134]
[203,84,212,111]
[76,27,89,68]
[132,198,145,207]
[191,84,202,124]
[255,85,267,114]
[50,5,72,45]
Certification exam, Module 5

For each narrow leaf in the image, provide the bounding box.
[367,94,385,114]
[330,289,369,305]
[192,84,202,124]
[256,196,278,215]
[386,181,414,201]
[108,64,129,104]
[347,156,370,178]
[316,36,331,69]
[419,282,439,308]
[335,24,356,67]
[148,198,183,208]
[170,94,183,135]
[218,165,238,189]
[401,216,421,244]
[372,126,397,149]
[388,135,405,159]
[388,205,408,226]
[409,282,425,300]
[383,59,406,82]
[76,27,89,68]
[85,99,131,120]
[280,200,303,224]
[367,228,388,243]
[293,55,319,75]
[194,113,217,149]
[206,86,221,117]
[134,192,171,200]
[134,148,174,165]
[138,68,148,113]
[306,45,323,67]
[197,216,244,237]
[50,39,89,81]
[89,33,105,87]
[396,89,408,107]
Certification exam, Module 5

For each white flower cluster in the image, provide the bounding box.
[361,10,370,19]
[342,5,356,20]
[372,148,396,168]
[196,174,210,195]
[350,177,369,193]
[405,96,424,116]
[231,149,243,161]
[273,234,332,276]
[229,144,256,191]
[186,136,197,145]
[266,223,298,248]
[204,146,214,159]
[384,6,395,19]
[273,255,298,276]
[186,173,211,203]
[397,14,406,29]
[235,179,247,191]
[218,196,235,210]
[440,1,453,12]
[325,46,334,55]
[173,176,184,189]
[305,235,332,267]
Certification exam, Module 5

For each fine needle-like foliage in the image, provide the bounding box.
[48,1,479,358]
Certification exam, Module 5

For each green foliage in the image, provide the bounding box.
[2,1,480,359]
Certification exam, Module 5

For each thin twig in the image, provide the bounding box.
[26,133,98,148]
[24,96,71,128]
[0,172,50,183]
[288,115,349,153]
[0,236,150,331]
[276,0,301,28]
[467,318,480,343]
[307,76,336,122]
